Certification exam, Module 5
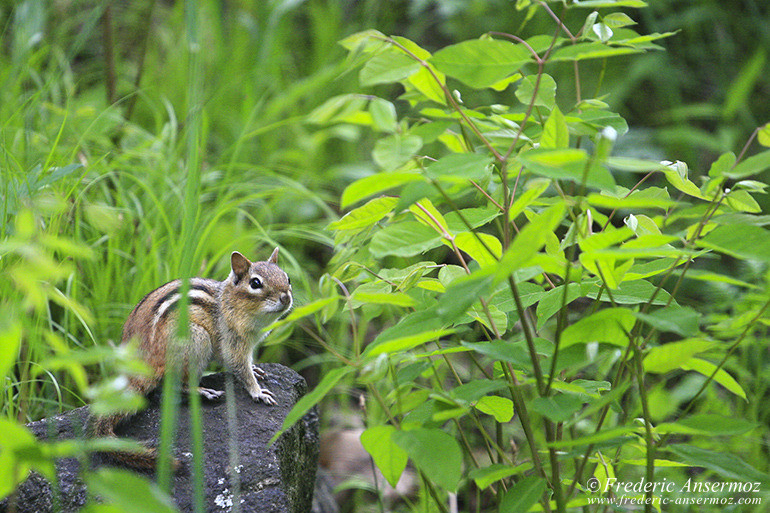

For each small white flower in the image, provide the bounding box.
[661,159,688,179]
[600,126,617,142]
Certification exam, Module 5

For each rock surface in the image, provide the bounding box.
[1,364,324,513]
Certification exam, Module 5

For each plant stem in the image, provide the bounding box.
[628,328,656,513]
[101,4,117,106]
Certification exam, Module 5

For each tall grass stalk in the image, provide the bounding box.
[155,0,206,505]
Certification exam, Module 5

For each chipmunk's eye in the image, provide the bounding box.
[287,276,291,286]
[249,277,263,290]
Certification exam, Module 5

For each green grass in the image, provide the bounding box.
[1,1,352,421]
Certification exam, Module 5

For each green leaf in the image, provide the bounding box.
[657,415,757,436]
[0,321,22,381]
[372,309,443,348]
[603,12,636,28]
[579,225,633,252]
[455,232,502,268]
[661,161,707,199]
[370,221,442,258]
[475,396,514,422]
[586,190,675,210]
[272,367,354,443]
[360,426,408,488]
[536,282,592,330]
[731,180,768,194]
[550,42,643,62]
[339,29,388,53]
[406,65,447,105]
[727,149,770,179]
[604,156,667,172]
[269,296,340,329]
[446,207,501,232]
[726,190,762,213]
[369,98,398,132]
[0,420,38,500]
[530,394,583,423]
[570,109,629,137]
[708,152,736,177]
[723,49,766,119]
[425,152,492,182]
[396,181,441,213]
[462,338,540,371]
[758,122,770,147]
[586,279,672,305]
[328,197,398,231]
[561,307,636,348]
[509,179,551,221]
[391,36,447,104]
[366,328,455,356]
[500,475,547,513]
[678,269,759,289]
[410,198,449,233]
[306,94,370,125]
[579,251,631,289]
[450,380,509,404]
[568,379,612,397]
[517,148,616,191]
[643,338,716,374]
[570,0,647,7]
[515,73,557,109]
[680,358,746,400]
[392,428,463,492]
[668,445,770,485]
[350,291,416,308]
[360,50,420,86]
[699,224,770,263]
[592,23,613,43]
[541,105,569,149]
[409,119,452,144]
[547,425,640,449]
[466,303,507,332]
[633,306,701,337]
[429,38,531,89]
[85,469,177,513]
[372,134,423,171]
[437,268,496,321]
[341,172,423,208]
[469,463,530,489]
[497,203,566,279]
[492,281,545,314]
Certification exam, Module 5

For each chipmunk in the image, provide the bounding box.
[93,248,293,469]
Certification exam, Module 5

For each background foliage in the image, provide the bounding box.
[1,1,769,512]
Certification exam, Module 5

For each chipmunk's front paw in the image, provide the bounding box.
[251,364,267,379]
[251,387,277,406]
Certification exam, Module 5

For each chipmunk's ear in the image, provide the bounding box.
[231,252,252,282]
[268,247,280,264]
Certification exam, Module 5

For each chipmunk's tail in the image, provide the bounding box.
[91,412,166,470]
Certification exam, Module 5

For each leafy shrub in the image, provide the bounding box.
[285,1,770,511]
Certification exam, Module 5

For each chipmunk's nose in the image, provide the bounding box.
[279,292,291,308]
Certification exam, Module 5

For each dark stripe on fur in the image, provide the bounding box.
[158,294,217,321]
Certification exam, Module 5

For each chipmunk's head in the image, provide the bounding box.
[226,248,293,327]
